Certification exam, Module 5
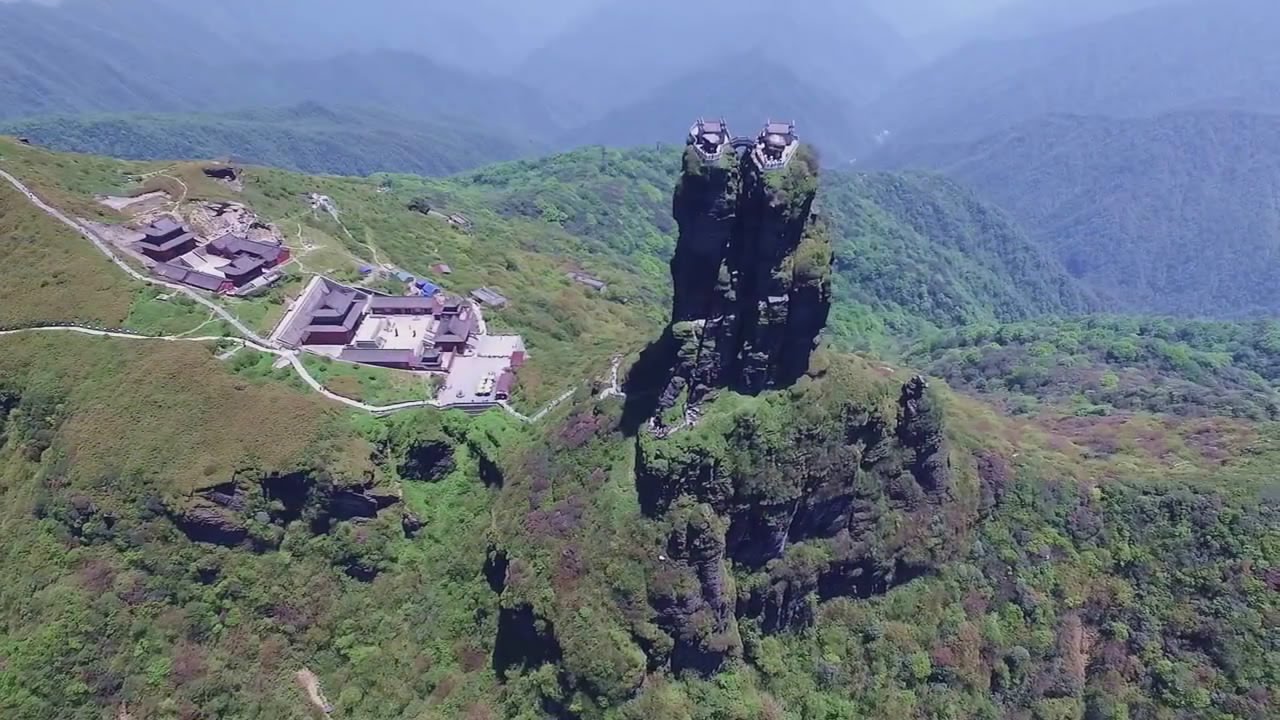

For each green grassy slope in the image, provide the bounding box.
[0,137,666,408]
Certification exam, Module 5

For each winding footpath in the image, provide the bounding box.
[0,169,270,345]
[0,168,606,423]
[0,325,442,414]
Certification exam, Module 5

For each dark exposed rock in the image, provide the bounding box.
[329,486,400,520]
[724,501,795,569]
[344,560,380,582]
[171,501,248,546]
[621,128,969,681]
[477,451,504,489]
[173,471,402,545]
[202,165,240,181]
[670,151,740,326]
[976,450,1012,517]
[493,603,563,680]
[407,196,433,215]
[897,375,953,494]
[401,511,423,538]
[638,371,964,634]
[760,572,818,634]
[818,556,931,602]
[397,438,455,483]
[261,472,312,524]
[200,481,249,511]
[649,504,741,676]
[484,546,510,593]
[654,142,833,413]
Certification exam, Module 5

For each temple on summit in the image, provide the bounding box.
[655,116,833,414]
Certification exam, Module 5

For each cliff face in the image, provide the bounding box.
[659,142,833,412]
[612,129,970,678]
[634,363,971,672]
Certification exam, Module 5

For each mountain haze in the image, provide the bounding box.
[872,110,1280,316]
[867,0,1280,147]
[568,57,866,161]
[0,1,566,146]
[0,0,601,74]
[1,104,545,177]
[520,0,913,119]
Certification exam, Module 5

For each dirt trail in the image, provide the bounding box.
[0,168,270,344]
[0,166,607,425]
[161,173,189,205]
[296,669,333,715]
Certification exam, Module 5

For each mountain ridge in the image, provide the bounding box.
[0,104,546,178]
[868,109,1280,316]
[519,0,913,120]
[865,0,1280,148]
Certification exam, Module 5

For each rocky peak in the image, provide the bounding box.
[657,121,833,414]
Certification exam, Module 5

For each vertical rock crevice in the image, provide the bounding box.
[657,120,833,413]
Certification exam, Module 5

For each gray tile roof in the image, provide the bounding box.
[338,348,420,366]
[368,295,438,312]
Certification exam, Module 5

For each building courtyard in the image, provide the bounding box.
[273,276,526,409]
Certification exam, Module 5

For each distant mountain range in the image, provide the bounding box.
[0,0,895,160]
[0,104,546,178]
[865,0,1280,148]
[0,2,563,146]
[518,0,914,118]
[0,0,596,74]
[871,110,1280,317]
[566,57,867,162]
[4,0,1270,164]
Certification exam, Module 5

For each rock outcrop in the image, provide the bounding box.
[619,121,971,676]
[171,501,249,546]
[657,122,833,413]
[649,503,742,675]
[637,364,966,644]
[168,472,403,547]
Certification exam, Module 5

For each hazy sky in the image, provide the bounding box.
[0,0,1173,62]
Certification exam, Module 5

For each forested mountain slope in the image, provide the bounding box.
[0,138,1273,719]
[2,104,545,178]
[819,171,1098,346]
[870,110,1280,316]
[910,316,1280,420]
[867,0,1280,148]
